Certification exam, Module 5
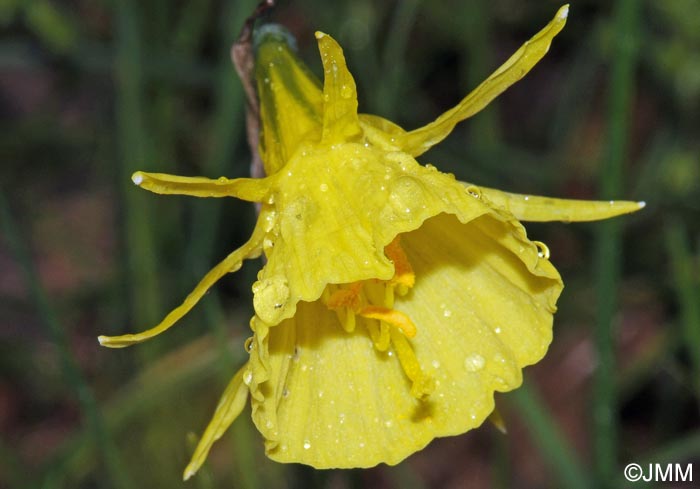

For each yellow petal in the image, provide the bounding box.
[253,145,498,326]
[315,32,363,144]
[98,221,265,348]
[248,211,560,468]
[256,26,324,175]
[478,185,645,222]
[131,171,272,201]
[358,113,407,151]
[183,366,250,480]
[395,5,569,156]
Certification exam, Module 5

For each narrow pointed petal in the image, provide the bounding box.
[256,25,324,175]
[98,222,265,348]
[488,408,507,434]
[316,32,363,144]
[396,5,569,156]
[479,185,645,222]
[131,171,272,202]
[358,113,408,151]
[183,366,250,480]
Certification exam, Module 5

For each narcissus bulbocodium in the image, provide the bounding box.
[99,4,643,479]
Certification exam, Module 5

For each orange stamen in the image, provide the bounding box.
[327,282,363,310]
[359,306,417,338]
[384,237,415,289]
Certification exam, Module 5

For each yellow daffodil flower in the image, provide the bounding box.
[99,4,643,479]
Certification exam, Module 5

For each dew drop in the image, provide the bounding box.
[320,183,328,192]
[243,369,253,386]
[252,276,290,324]
[494,327,502,334]
[303,440,311,450]
[443,309,452,318]
[466,185,482,199]
[464,354,486,372]
[340,84,353,99]
[244,337,254,352]
[217,176,228,183]
[533,240,551,259]
[431,359,440,369]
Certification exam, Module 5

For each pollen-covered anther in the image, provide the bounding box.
[384,236,415,293]
[326,282,363,310]
[359,306,417,338]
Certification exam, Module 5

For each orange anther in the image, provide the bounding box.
[384,237,415,289]
[327,282,363,310]
[359,306,417,338]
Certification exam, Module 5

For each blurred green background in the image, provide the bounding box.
[2,0,699,487]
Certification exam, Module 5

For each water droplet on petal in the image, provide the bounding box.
[533,240,551,259]
[253,276,290,324]
[303,440,311,450]
[243,369,253,385]
[466,185,482,199]
[464,354,486,372]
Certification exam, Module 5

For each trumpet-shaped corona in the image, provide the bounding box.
[98,5,643,479]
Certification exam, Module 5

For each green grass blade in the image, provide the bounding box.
[509,384,589,489]
[114,0,162,327]
[592,0,642,486]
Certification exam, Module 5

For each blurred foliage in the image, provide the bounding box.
[1,0,699,488]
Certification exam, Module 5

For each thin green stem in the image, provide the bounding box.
[509,384,589,489]
[374,0,422,119]
[114,0,162,327]
[0,190,133,489]
[186,0,257,276]
[592,0,641,486]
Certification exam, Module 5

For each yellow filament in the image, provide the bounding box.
[390,329,434,399]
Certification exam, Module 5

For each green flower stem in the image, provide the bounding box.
[509,384,589,489]
[114,0,161,327]
[593,0,641,486]
[665,220,700,396]
[374,0,422,119]
[0,190,133,489]
[186,0,257,276]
